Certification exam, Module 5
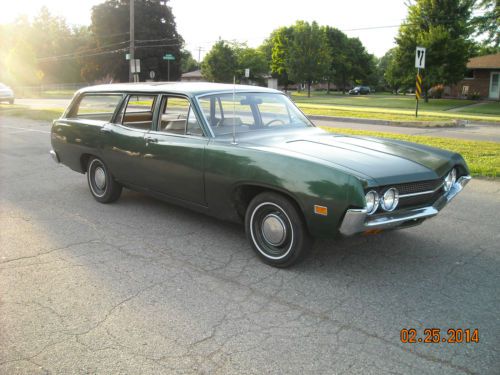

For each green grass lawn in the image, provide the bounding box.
[15,89,76,99]
[0,104,63,121]
[321,126,500,178]
[454,102,500,115]
[292,91,500,123]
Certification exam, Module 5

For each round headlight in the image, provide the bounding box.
[365,190,379,215]
[380,188,399,212]
[443,168,457,192]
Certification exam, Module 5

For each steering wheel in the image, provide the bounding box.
[264,119,286,127]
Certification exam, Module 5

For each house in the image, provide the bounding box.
[180,69,205,82]
[449,53,500,100]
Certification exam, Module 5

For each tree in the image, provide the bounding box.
[323,26,349,93]
[392,0,475,101]
[5,40,39,85]
[472,0,499,52]
[378,48,400,92]
[346,37,377,87]
[283,21,331,97]
[181,49,198,73]
[322,27,376,93]
[90,0,183,82]
[233,45,268,84]
[30,7,85,84]
[269,26,294,90]
[201,41,238,83]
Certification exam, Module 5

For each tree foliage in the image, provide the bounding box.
[0,1,190,85]
[267,23,376,94]
[233,45,268,84]
[279,21,331,97]
[0,8,92,85]
[472,0,499,52]
[201,41,268,84]
[90,0,183,82]
[181,49,198,73]
[389,0,475,100]
[201,41,238,83]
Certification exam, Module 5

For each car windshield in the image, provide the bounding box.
[197,92,313,136]
[0,83,7,89]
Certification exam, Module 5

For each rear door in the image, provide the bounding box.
[140,95,207,205]
[101,94,158,185]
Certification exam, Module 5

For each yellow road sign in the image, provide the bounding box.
[416,73,422,100]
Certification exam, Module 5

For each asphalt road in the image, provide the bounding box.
[1,116,499,374]
[14,97,500,142]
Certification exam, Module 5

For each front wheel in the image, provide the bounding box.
[86,157,122,203]
[245,192,313,267]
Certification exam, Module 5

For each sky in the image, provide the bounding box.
[0,0,409,59]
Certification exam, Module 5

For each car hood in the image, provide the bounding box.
[238,128,456,185]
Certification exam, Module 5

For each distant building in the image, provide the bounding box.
[449,53,500,100]
[180,70,205,82]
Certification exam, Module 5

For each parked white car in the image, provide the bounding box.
[0,83,15,104]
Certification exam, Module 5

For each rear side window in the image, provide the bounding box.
[117,95,157,130]
[70,94,122,121]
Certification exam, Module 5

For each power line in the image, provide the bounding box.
[37,40,130,61]
[38,47,129,62]
[135,43,183,48]
[342,25,402,31]
[136,36,181,43]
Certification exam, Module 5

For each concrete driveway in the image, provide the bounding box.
[1,116,499,374]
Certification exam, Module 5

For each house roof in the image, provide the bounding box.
[467,53,500,69]
[181,69,203,78]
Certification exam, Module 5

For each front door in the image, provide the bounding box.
[490,72,500,100]
[142,95,207,205]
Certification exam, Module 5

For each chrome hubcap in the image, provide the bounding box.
[261,214,286,246]
[94,167,106,189]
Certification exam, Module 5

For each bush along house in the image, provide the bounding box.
[449,53,500,100]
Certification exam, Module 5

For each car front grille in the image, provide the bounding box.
[392,179,443,196]
[373,178,445,212]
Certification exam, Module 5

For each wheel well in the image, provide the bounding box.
[80,153,94,173]
[232,185,307,225]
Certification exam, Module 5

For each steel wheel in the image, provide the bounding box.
[245,192,312,267]
[86,157,122,203]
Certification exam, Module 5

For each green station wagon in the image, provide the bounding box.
[50,82,471,267]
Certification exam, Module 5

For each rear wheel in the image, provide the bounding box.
[86,157,122,203]
[245,192,313,267]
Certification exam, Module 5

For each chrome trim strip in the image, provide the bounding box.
[339,175,471,236]
[398,182,444,198]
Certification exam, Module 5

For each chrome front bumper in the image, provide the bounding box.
[339,176,471,236]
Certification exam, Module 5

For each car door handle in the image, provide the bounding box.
[145,136,158,144]
[100,127,112,134]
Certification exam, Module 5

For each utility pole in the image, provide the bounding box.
[197,47,202,68]
[129,0,135,82]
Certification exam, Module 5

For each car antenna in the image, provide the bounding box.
[232,75,237,145]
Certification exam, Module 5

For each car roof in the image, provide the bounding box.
[77,82,280,97]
